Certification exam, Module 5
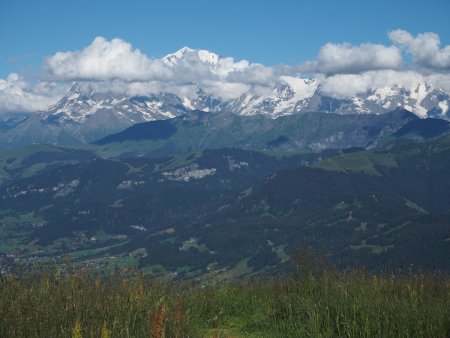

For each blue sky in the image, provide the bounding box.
[1,0,450,78]
[1,0,450,114]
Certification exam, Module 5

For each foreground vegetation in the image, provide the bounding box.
[0,265,449,338]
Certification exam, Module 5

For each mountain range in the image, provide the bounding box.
[1,47,450,279]
[0,47,450,148]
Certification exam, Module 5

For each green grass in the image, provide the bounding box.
[351,240,394,255]
[0,211,44,226]
[0,267,448,337]
[93,140,162,158]
[313,151,397,176]
[404,199,429,214]
[0,144,59,166]
[180,238,207,253]
[68,240,130,259]
[238,186,253,200]
[271,244,290,263]
[156,150,204,172]
[354,222,368,232]
[333,201,349,210]
[261,150,306,159]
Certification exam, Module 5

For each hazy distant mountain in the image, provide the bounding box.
[93,108,423,158]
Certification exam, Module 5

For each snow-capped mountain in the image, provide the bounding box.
[223,77,320,117]
[329,84,450,118]
[1,47,449,148]
[163,46,221,68]
[222,80,450,119]
[40,47,450,124]
[46,82,187,125]
[46,75,450,127]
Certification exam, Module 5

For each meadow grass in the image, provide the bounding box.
[0,266,449,337]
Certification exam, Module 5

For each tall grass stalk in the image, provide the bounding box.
[0,267,448,337]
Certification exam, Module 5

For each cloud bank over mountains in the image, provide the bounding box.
[0,73,65,114]
[298,43,403,75]
[1,29,450,114]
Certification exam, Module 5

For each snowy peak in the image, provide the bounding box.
[42,75,450,134]
[68,82,81,94]
[163,47,220,67]
[360,83,448,118]
[163,46,194,64]
[225,77,319,117]
[45,83,188,126]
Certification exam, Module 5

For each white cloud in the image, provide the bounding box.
[43,37,285,87]
[320,69,450,99]
[298,29,450,99]
[3,31,450,115]
[202,80,251,100]
[0,73,63,114]
[426,73,450,92]
[41,37,290,101]
[44,36,172,82]
[299,42,402,75]
[389,29,450,70]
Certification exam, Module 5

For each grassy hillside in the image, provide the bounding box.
[0,144,96,185]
